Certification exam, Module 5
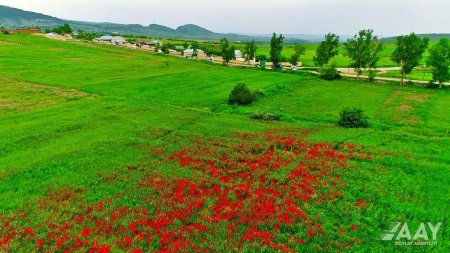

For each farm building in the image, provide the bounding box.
[96,36,127,45]
[136,39,148,45]
[235,50,243,59]
[173,46,184,51]
[148,40,160,46]
[45,32,72,41]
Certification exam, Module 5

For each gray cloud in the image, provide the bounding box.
[1,0,449,36]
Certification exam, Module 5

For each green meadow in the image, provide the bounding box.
[0,34,449,252]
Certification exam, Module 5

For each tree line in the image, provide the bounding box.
[40,24,450,86]
[218,30,449,88]
[311,30,449,87]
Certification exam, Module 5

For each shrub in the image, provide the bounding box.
[320,63,340,80]
[426,81,439,89]
[255,55,267,62]
[228,84,254,105]
[337,107,370,128]
[368,70,376,82]
[250,112,282,121]
[405,80,415,86]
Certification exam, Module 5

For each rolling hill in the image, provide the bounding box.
[0,5,307,43]
[380,33,450,43]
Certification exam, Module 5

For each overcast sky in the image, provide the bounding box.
[1,0,449,36]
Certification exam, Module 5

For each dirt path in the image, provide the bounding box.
[336,67,401,75]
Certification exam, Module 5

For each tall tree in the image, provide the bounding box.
[313,33,339,69]
[344,29,384,80]
[154,42,161,53]
[220,38,236,64]
[391,33,429,85]
[270,33,285,69]
[191,41,199,57]
[244,40,257,63]
[427,38,450,88]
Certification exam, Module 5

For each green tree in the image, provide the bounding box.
[228,84,254,105]
[220,38,236,64]
[427,38,450,88]
[191,41,199,57]
[62,24,72,34]
[293,44,306,56]
[314,33,339,69]
[161,43,171,54]
[52,24,72,35]
[289,53,300,66]
[344,29,384,80]
[183,41,189,50]
[270,33,285,68]
[155,42,161,53]
[392,33,429,85]
[244,40,257,63]
[291,44,306,66]
[220,38,229,55]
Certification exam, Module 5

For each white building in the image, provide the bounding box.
[235,50,243,59]
[96,36,127,44]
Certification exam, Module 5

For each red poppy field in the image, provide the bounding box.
[1,34,448,252]
[0,130,375,252]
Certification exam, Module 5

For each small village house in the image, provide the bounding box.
[96,36,127,45]
[148,40,160,46]
[173,46,184,51]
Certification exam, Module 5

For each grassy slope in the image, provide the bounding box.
[0,34,449,251]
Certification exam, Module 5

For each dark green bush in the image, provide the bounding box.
[320,63,340,80]
[228,84,254,105]
[255,55,267,62]
[250,112,282,121]
[368,70,376,82]
[405,80,415,86]
[337,107,370,128]
[426,81,439,89]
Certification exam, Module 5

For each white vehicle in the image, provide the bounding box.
[290,66,298,71]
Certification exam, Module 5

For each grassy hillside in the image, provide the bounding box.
[0,34,448,252]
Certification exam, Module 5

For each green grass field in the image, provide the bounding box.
[158,38,435,71]
[0,34,449,252]
[377,69,434,81]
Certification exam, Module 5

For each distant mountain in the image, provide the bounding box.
[0,5,61,28]
[0,5,308,43]
[148,24,174,33]
[380,33,450,43]
[176,24,215,36]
